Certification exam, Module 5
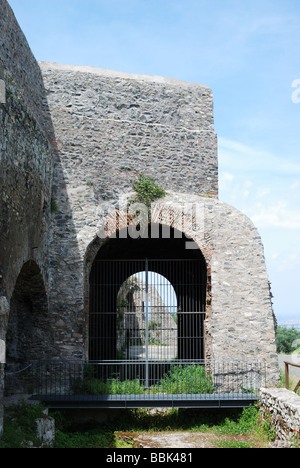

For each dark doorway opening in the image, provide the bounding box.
[5,261,50,395]
[89,225,207,366]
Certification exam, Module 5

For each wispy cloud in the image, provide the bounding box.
[219,137,300,176]
[219,137,300,233]
[251,202,300,230]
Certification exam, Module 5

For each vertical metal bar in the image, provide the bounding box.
[145,257,149,388]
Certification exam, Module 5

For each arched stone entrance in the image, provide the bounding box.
[87,224,207,389]
[78,193,279,400]
[5,260,50,395]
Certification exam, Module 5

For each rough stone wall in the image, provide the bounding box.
[0,0,54,433]
[207,198,279,386]
[0,3,280,432]
[0,83,52,295]
[152,193,279,386]
[39,62,218,202]
[117,277,177,358]
[154,194,279,383]
[260,388,300,445]
[37,62,218,361]
[0,0,53,302]
[38,173,279,386]
[0,2,50,132]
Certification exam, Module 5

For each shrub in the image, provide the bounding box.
[76,365,214,396]
[55,430,113,448]
[157,365,214,395]
[130,174,167,211]
[1,401,47,448]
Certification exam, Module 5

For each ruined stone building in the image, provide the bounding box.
[116,275,177,360]
[0,0,279,432]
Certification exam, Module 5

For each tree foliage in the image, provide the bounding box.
[276,326,300,354]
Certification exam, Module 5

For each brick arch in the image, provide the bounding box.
[84,204,210,293]
[84,208,211,358]
[85,193,212,264]
[83,196,214,359]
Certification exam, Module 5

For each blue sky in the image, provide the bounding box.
[8,0,300,322]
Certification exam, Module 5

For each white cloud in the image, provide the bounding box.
[219,172,234,191]
[218,136,300,233]
[256,188,271,198]
[291,181,300,191]
[251,202,300,230]
[269,250,300,273]
[219,137,300,176]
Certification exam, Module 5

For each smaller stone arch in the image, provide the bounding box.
[116,271,178,361]
[5,260,51,395]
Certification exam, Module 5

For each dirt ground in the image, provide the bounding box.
[115,431,263,449]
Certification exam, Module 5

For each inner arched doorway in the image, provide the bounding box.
[89,225,207,377]
[116,270,178,362]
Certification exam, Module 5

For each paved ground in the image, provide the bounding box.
[128,345,177,360]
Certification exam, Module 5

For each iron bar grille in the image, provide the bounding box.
[31,360,266,405]
[89,259,207,365]
[28,259,266,407]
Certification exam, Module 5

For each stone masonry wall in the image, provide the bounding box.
[0,0,280,437]
[208,197,279,386]
[0,0,54,434]
[40,62,218,202]
[38,62,218,360]
[152,193,279,387]
[260,388,300,445]
[29,65,278,386]
[36,176,279,387]
[0,1,53,300]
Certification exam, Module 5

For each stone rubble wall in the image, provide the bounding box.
[0,1,280,435]
[39,61,218,203]
[260,388,300,444]
[38,62,218,361]
[39,186,279,388]
[0,1,50,131]
[0,0,54,434]
[0,0,54,302]
[117,278,177,356]
[207,197,279,386]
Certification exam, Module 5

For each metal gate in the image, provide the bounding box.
[89,259,206,387]
[28,258,266,408]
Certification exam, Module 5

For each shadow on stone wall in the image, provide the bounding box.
[0,0,81,393]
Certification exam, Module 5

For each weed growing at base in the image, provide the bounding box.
[79,364,214,395]
[1,402,278,448]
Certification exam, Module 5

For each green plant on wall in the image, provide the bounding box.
[50,199,59,213]
[129,174,167,211]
